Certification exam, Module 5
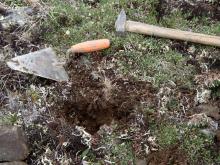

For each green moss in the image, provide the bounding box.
[156,124,179,148]
[26,87,40,103]
[210,80,220,99]
[4,0,25,6]
[160,10,189,29]
[80,148,97,163]
[81,132,135,164]
[100,129,135,164]
[166,98,179,111]
[154,122,217,165]
[110,141,135,164]
[180,128,213,165]
[0,113,19,125]
[214,154,220,164]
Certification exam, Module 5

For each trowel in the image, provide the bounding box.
[6,39,110,82]
[0,5,33,30]
[6,48,69,82]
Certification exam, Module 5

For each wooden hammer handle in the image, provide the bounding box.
[126,21,220,47]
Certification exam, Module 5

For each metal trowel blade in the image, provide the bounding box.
[6,48,69,82]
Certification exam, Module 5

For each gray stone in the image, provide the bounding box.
[196,104,220,120]
[0,125,29,162]
[0,7,33,30]
[136,159,147,165]
[0,162,27,165]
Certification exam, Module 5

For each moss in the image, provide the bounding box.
[156,124,179,148]
[110,141,135,164]
[81,132,135,164]
[210,80,220,99]
[26,87,40,103]
[0,113,19,125]
[180,128,213,165]
[4,0,25,6]
[154,122,217,165]
[80,148,97,163]
[166,98,179,111]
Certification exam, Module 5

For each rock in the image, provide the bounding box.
[187,46,196,54]
[136,159,147,165]
[195,88,211,104]
[200,105,220,121]
[0,7,33,30]
[194,104,220,120]
[188,113,211,127]
[0,162,27,165]
[200,129,215,137]
[188,113,218,127]
[82,161,90,165]
[0,125,29,162]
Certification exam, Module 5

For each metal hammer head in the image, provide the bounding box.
[115,9,126,34]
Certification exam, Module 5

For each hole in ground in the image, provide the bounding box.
[55,55,157,134]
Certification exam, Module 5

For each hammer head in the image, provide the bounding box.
[115,9,126,34]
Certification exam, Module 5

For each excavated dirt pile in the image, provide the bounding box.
[55,55,157,134]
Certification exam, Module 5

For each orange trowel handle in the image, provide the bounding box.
[69,39,110,53]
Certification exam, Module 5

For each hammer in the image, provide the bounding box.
[115,9,220,47]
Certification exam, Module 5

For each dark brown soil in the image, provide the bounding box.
[55,54,157,134]
[146,145,188,165]
[0,62,34,89]
[26,119,85,165]
[156,0,220,22]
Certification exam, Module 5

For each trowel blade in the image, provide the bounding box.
[6,48,69,82]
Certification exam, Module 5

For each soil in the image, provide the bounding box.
[156,0,220,22]
[25,121,85,165]
[24,53,158,163]
[146,145,188,165]
[55,54,157,134]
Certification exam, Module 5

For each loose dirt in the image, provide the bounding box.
[146,145,188,165]
[156,0,220,22]
[55,54,157,134]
